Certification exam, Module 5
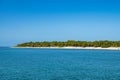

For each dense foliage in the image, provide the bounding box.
[16,40,120,48]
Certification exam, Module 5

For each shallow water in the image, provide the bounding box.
[0,47,120,80]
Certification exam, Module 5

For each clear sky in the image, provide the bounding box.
[0,0,120,46]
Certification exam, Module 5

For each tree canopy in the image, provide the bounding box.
[16,40,120,48]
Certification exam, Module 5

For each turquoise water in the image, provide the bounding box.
[0,47,120,80]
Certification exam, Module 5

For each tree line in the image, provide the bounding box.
[15,40,120,48]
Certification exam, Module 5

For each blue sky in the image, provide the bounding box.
[0,0,120,46]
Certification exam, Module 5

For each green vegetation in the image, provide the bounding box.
[16,40,120,48]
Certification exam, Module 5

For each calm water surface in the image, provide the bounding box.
[0,47,120,80]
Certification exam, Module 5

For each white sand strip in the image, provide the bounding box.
[12,47,120,50]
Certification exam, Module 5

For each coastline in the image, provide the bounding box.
[12,47,120,50]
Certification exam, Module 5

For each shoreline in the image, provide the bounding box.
[12,47,120,50]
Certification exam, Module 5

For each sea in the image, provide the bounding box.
[0,47,120,80]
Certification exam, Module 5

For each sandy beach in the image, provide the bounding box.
[12,47,120,50]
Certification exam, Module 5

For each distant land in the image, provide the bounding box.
[15,40,120,48]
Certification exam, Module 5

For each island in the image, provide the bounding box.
[14,40,120,50]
